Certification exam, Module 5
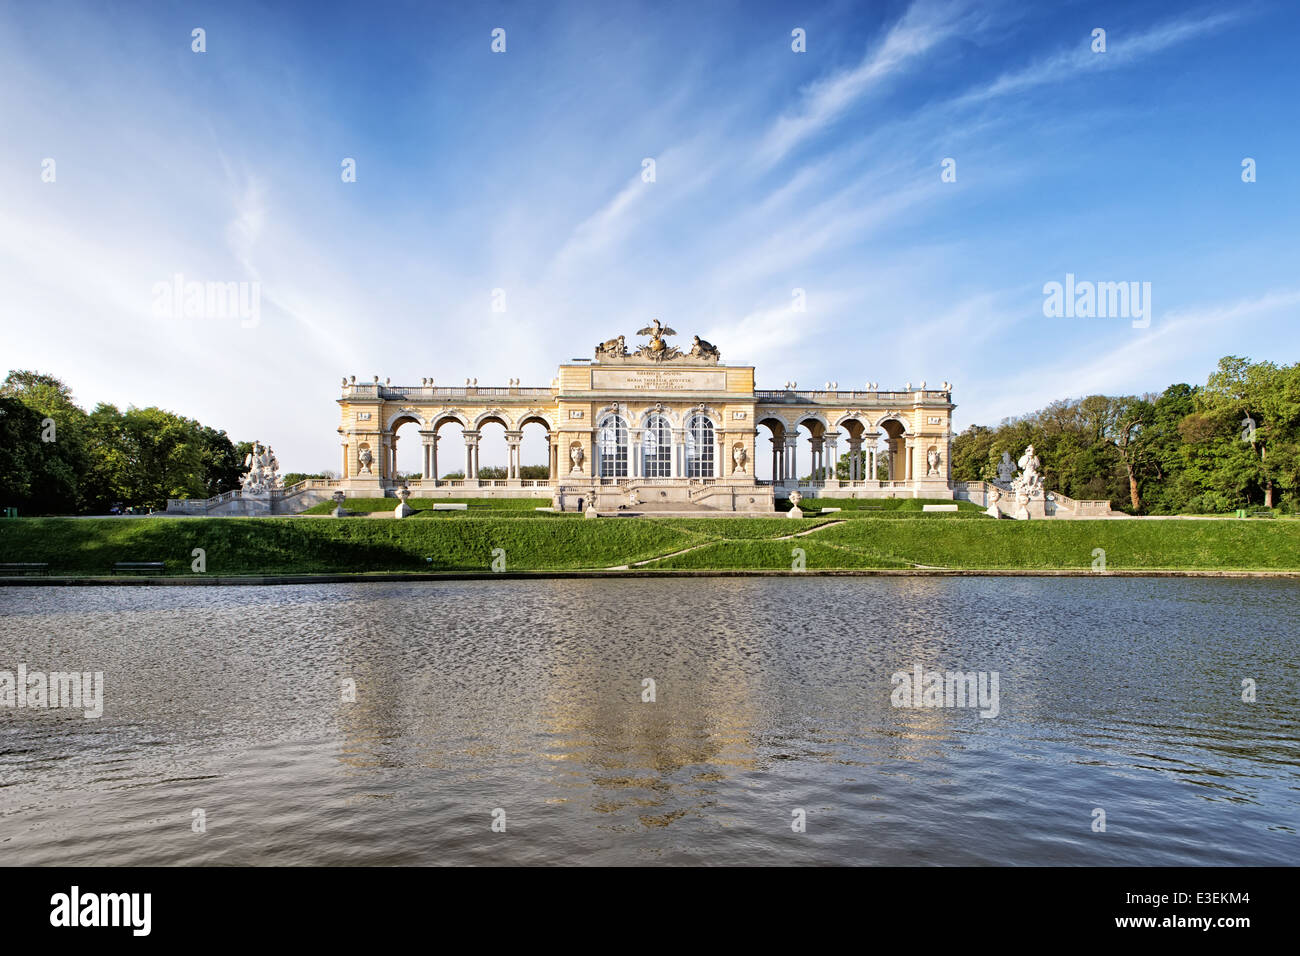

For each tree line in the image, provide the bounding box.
[950,356,1300,514]
[0,371,248,514]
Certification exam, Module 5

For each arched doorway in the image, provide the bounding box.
[596,412,629,478]
[430,415,466,481]
[796,417,828,482]
[518,416,553,482]
[878,417,909,481]
[393,417,423,481]
[684,412,716,477]
[641,412,673,478]
[756,417,787,484]
[476,415,509,483]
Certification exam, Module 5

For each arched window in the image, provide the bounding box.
[597,414,628,478]
[685,414,715,478]
[642,414,672,478]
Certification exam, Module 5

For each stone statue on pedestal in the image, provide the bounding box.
[240,441,282,496]
[995,452,1015,487]
[1009,445,1045,520]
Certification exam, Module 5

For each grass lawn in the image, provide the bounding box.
[817,518,1300,570]
[2,513,1298,575]
[642,539,909,570]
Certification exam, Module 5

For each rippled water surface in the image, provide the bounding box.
[1,578,1297,865]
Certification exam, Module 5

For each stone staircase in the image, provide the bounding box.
[166,479,340,516]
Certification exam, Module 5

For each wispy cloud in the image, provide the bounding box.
[757,0,969,167]
[954,10,1242,106]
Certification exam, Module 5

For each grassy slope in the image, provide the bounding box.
[0,518,699,573]
[2,514,1298,575]
[819,519,1300,570]
[644,539,909,569]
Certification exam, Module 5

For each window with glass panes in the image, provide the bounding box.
[685,414,714,478]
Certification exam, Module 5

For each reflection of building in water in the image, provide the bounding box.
[531,579,766,822]
[336,324,955,513]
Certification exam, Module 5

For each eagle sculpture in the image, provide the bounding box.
[637,318,676,351]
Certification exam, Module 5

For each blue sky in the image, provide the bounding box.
[2,0,1297,474]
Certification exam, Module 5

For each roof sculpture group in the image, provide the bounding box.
[595,319,720,363]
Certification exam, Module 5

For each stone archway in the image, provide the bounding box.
[518,414,554,482]
[756,417,788,483]
[877,416,911,481]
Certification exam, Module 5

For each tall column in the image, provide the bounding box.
[419,431,435,480]
[548,438,557,481]
[772,442,779,484]
[671,430,681,478]
[716,433,725,478]
[504,432,522,480]
[464,433,475,480]
[431,435,439,482]
[785,438,798,482]
[342,442,350,479]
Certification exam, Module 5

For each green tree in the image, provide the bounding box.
[950,425,994,481]
[0,371,87,512]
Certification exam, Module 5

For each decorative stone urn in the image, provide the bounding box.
[733,445,747,474]
[570,445,585,474]
[332,489,347,518]
[787,489,803,519]
[394,483,414,519]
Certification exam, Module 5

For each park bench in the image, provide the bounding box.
[0,562,49,575]
[112,561,166,575]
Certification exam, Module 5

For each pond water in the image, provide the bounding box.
[1,577,1296,865]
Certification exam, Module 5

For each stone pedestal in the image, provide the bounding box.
[393,485,414,518]
[347,477,384,498]
[912,478,953,499]
[1011,494,1047,520]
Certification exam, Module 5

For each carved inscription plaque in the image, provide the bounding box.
[590,368,726,391]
